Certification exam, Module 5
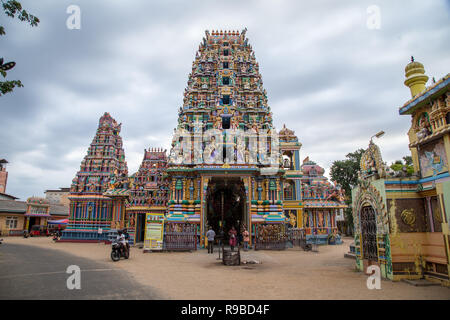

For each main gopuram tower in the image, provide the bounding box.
[166,29,286,246]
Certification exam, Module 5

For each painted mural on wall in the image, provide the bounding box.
[419,140,448,178]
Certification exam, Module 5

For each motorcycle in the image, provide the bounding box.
[52,231,61,241]
[110,240,129,261]
[0,238,3,245]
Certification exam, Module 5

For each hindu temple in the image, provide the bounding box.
[62,29,346,248]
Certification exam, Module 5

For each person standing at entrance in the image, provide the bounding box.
[206,227,216,254]
[228,226,237,251]
[243,228,249,251]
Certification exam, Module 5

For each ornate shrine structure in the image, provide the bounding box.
[126,148,169,243]
[62,113,130,241]
[299,157,346,244]
[278,125,345,243]
[352,58,449,284]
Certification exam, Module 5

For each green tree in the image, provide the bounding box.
[390,156,414,176]
[403,155,413,166]
[1,0,39,96]
[330,148,365,236]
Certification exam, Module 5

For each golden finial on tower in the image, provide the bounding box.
[404,56,429,98]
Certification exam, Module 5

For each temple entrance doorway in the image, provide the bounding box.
[28,217,38,231]
[135,213,146,243]
[205,177,248,242]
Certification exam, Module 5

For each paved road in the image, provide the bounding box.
[0,243,161,299]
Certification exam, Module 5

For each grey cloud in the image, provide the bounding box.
[1,0,449,199]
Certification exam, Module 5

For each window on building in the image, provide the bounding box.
[223,49,229,56]
[223,62,229,69]
[222,77,230,85]
[446,112,450,125]
[6,216,18,229]
[222,116,231,129]
[222,95,230,105]
[284,183,294,200]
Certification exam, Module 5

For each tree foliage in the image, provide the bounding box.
[390,156,414,176]
[330,148,365,200]
[329,148,365,235]
[1,0,39,96]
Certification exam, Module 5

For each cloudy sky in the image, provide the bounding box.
[1,0,449,200]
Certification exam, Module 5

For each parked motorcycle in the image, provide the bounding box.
[0,238,3,245]
[110,240,129,261]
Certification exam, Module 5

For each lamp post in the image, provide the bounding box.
[370,130,385,143]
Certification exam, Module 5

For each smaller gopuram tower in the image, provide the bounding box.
[62,112,129,241]
[299,157,346,244]
[126,148,169,243]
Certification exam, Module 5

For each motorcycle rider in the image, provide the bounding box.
[116,230,128,256]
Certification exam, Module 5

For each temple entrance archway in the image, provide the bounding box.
[205,177,248,241]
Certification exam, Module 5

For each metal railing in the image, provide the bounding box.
[163,223,197,251]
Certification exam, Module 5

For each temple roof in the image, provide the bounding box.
[279,124,298,142]
[26,197,50,205]
[303,200,347,208]
[103,188,130,197]
[0,199,69,216]
[301,157,325,176]
[144,148,167,160]
[399,73,449,115]
[0,193,18,200]
[98,112,122,131]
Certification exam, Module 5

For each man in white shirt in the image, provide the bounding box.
[117,230,128,255]
[206,227,216,254]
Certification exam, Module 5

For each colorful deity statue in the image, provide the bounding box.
[417,113,432,139]
[213,115,222,129]
[230,115,240,130]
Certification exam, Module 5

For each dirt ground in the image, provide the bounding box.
[3,236,449,300]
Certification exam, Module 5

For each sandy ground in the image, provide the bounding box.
[2,236,449,300]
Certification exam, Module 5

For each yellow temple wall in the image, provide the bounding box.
[390,232,449,283]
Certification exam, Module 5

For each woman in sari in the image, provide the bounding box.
[228,226,237,251]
